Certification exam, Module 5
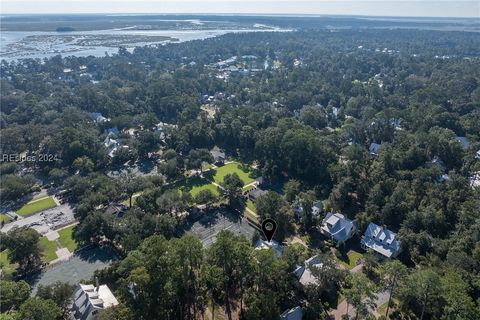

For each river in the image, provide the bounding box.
[0,26,290,61]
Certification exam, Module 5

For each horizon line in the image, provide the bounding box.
[1,12,478,19]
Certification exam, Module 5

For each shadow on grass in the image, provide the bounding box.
[304,228,325,248]
[335,236,365,267]
[175,176,214,192]
[178,207,243,235]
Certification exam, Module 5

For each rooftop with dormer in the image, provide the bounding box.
[361,222,401,258]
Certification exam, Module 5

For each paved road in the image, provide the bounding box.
[329,290,389,320]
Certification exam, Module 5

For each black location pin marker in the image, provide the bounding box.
[261,218,277,242]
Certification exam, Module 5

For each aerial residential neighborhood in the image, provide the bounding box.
[1,6,480,320]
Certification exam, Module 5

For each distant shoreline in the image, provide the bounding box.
[1,13,478,19]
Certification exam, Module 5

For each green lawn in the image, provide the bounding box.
[58,226,78,252]
[175,176,220,197]
[243,209,259,223]
[300,234,311,246]
[339,250,364,270]
[377,301,389,315]
[39,237,58,262]
[242,184,256,192]
[16,196,57,216]
[211,162,256,185]
[0,250,16,277]
[202,162,214,171]
[246,199,256,213]
[121,192,142,206]
[0,214,12,223]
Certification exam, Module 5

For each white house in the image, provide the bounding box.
[293,199,323,220]
[293,255,323,286]
[72,283,118,320]
[280,306,303,320]
[470,172,480,189]
[255,239,282,257]
[320,212,356,242]
[361,223,401,258]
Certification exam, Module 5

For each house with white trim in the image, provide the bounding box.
[293,199,323,220]
[320,212,356,243]
[72,283,118,320]
[369,143,383,156]
[280,306,303,320]
[361,222,401,258]
[293,255,323,286]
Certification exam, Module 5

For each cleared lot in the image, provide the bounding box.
[174,176,220,197]
[210,162,256,185]
[180,208,257,247]
[28,246,120,293]
[16,196,57,216]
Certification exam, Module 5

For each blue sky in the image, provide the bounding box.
[1,1,479,18]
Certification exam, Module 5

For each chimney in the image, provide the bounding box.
[95,276,99,292]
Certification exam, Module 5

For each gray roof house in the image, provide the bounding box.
[361,223,401,258]
[90,112,108,123]
[72,283,118,320]
[454,136,470,150]
[248,188,268,202]
[320,212,356,242]
[294,255,323,286]
[312,201,323,217]
[210,149,226,165]
[293,199,323,219]
[369,143,383,156]
[280,306,303,320]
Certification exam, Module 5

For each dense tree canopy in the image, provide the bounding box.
[1,21,479,320]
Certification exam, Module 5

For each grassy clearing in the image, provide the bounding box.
[339,250,364,270]
[246,199,256,213]
[0,214,12,223]
[16,196,57,216]
[202,162,214,171]
[58,226,78,252]
[244,208,259,223]
[377,301,388,315]
[242,184,256,192]
[211,162,255,185]
[0,250,16,277]
[39,237,58,262]
[175,176,220,197]
[121,192,142,206]
[242,199,259,222]
[300,234,311,246]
